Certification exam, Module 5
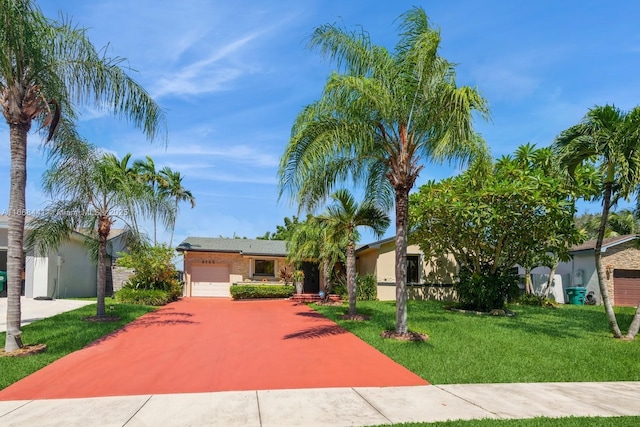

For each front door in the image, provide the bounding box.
[301,262,320,293]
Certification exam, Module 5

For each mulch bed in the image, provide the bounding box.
[381,330,429,342]
[0,343,47,357]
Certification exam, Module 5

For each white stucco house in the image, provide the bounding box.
[1,215,129,298]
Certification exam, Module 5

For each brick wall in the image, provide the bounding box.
[602,240,640,305]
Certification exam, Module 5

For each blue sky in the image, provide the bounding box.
[2,0,640,245]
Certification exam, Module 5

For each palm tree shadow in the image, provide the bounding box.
[284,325,347,340]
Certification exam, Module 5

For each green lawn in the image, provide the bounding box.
[371,416,640,427]
[0,299,155,390]
[313,300,640,384]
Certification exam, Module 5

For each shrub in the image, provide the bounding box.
[230,285,294,300]
[455,270,520,312]
[117,243,183,302]
[356,274,377,301]
[115,285,172,306]
[331,274,377,301]
[515,293,558,308]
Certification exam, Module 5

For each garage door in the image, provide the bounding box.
[613,269,640,307]
[191,265,231,297]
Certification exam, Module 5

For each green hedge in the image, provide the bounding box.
[115,287,173,306]
[230,284,294,299]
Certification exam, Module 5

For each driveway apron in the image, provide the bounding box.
[0,298,427,400]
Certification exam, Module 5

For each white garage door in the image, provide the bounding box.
[191,265,231,297]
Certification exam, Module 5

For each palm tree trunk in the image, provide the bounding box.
[96,216,110,317]
[346,241,357,316]
[395,188,409,334]
[322,258,331,296]
[4,124,28,352]
[168,198,178,247]
[596,181,623,338]
[625,303,640,340]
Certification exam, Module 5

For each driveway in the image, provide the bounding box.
[0,298,427,400]
[0,297,95,333]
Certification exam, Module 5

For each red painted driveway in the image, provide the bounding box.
[0,298,427,400]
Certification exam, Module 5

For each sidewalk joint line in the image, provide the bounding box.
[434,385,504,419]
[122,394,153,426]
[0,399,33,420]
[352,387,393,424]
[256,390,263,427]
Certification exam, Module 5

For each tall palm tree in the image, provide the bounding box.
[27,149,152,319]
[554,104,640,339]
[317,189,389,316]
[133,156,171,245]
[159,167,195,247]
[1,0,166,352]
[286,215,345,295]
[278,7,487,334]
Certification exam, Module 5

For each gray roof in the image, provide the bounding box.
[176,237,288,257]
[570,234,638,254]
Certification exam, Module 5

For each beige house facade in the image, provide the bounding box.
[177,237,318,298]
[356,237,457,301]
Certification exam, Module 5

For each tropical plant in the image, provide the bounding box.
[553,104,640,339]
[133,156,171,245]
[1,0,165,352]
[409,147,584,311]
[116,243,182,302]
[575,209,640,240]
[278,7,487,334]
[257,216,301,240]
[317,189,389,316]
[286,215,345,296]
[159,167,195,247]
[27,150,155,320]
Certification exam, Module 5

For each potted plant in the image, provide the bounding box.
[293,270,305,294]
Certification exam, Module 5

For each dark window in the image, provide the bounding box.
[255,260,275,276]
[407,255,420,284]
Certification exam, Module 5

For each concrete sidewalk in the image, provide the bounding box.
[0,297,95,333]
[1,382,639,426]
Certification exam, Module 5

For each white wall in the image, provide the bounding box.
[56,239,97,298]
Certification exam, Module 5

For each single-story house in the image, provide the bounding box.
[356,237,457,301]
[176,237,321,298]
[1,215,129,298]
[560,234,640,307]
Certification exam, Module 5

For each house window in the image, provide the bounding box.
[254,259,275,276]
[407,255,420,284]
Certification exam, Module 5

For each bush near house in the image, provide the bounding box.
[333,274,377,301]
[114,244,182,305]
[230,284,294,299]
[455,270,520,312]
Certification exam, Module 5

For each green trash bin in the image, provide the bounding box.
[0,271,6,293]
[566,287,587,305]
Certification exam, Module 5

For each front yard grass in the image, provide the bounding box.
[0,298,155,390]
[313,300,640,384]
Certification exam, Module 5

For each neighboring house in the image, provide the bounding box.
[176,237,320,298]
[356,237,457,301]
[564,235,640,307]
[0,215,129,298]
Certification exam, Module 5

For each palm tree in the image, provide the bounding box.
[159,167,195,247]
[317,189,389,316]
[554,104,640,339]
[133,156,171,245]
[27,149,152,319]
[278,7,487,334]
[1,0,166,352]
[286,215,345,296]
